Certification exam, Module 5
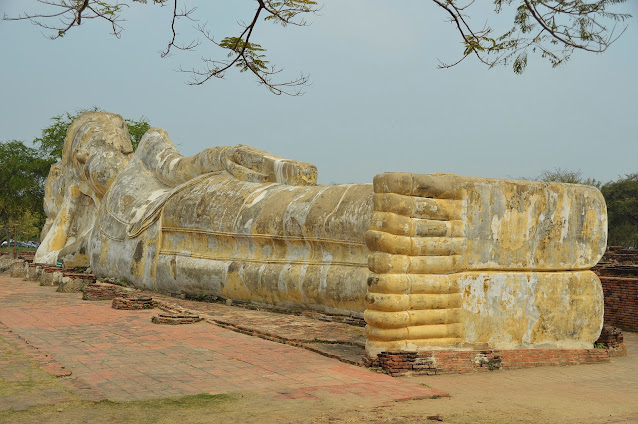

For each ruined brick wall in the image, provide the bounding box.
[600,277,638,332]
[594,247,638,332]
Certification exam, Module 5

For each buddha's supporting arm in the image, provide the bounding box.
[35,185,81,264]
[139,129,317,186]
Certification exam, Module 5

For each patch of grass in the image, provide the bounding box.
[1,333,237,423]
[0,393,238,424]
[0,247,36,253]
[99,392,233,408]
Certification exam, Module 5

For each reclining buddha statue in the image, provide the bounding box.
[36,112,608,357]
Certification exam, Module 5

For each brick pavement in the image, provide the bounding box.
[154,296,366,346]
[0,274,445,405]
[151,294,367,364]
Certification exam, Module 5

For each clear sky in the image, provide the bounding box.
[1,1,636,184]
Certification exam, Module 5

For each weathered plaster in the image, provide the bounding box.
[36,112,607,357]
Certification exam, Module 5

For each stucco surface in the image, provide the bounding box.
[365,173,606,356]
[35,112,608,356]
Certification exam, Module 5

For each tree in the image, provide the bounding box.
[4,1,631,95]
[0,140,51,241]
[536,167,602,188]
[35,108,150,161]
[601,174,638,248]
[1,109,150,242]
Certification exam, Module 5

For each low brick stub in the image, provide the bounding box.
[82,283,124,301]
[112,296,156,310]
[367,348,610,376]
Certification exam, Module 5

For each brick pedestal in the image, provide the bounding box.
[367,348,610,376]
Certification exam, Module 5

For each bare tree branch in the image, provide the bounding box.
[4,0,129,39]
[159,0,200,58]
[433,0,630,73]
[3,0,630,91]
[183,4,265,86]
[175,0,316,95]
[76,0,89,25]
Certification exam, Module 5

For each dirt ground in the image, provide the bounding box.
[2,336,638,424]
[2,388,637,424]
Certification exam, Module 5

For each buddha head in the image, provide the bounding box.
[63,111,134,199]
[35,112,136,265]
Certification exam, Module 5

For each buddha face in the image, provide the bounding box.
[69,113,134,198]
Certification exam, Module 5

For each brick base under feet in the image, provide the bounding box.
[366,348,610,376]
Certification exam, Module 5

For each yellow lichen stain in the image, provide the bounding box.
[502,316,528,345]
[462,284,473,304]
[64,253,89,268]
[99,237,109,268]
[129,241,145,278]
[531,277,563,343]
[277,265,305,304]
[582,208,601,240]
[530,272,600,344]
[459,309,491,344]
[120,194,135,210]
[301,267,321,301]
[48,226,68,253]
[221,262,251,301]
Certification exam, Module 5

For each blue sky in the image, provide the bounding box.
[1,1,636,184]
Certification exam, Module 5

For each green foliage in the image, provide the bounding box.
[601,174,638,248]
[263,0,318,25]
[536,168,602,188]
[126,116,151,151]
[438,1,630,74]
[0,140,51,240]
[219,37,269,73]
[0,141,51,218]
[2,109,150,242]
[34,108,150,161]
[15,209,45,241]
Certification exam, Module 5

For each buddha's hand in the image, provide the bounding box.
[223,145,317,186]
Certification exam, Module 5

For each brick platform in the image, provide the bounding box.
[368,348,610,376]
